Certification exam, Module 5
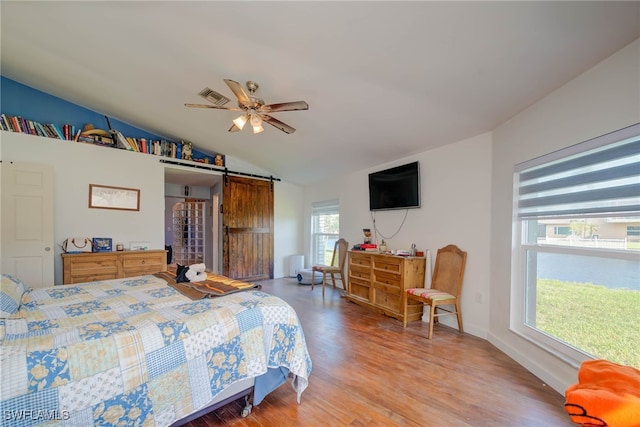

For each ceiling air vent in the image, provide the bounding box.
[198,87,230,106]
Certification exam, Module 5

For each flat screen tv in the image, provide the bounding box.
[369,161,421,211]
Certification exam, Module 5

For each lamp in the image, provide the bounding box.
[250,113,264,134]
[232,114,248,130]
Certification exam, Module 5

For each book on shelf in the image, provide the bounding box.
[34,122,47,137]
[19,117,29,133]
[50,123,64,139]
[9,116,22,133]
[44,124,61,139]
[0,114,8,131]
[1,112,219,165]
[63,124,76,140]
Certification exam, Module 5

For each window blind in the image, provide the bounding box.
[515,123,640,219]
[312,199,339,216]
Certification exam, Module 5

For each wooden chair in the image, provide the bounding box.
[311,238,349,296]
[402,244,467,339]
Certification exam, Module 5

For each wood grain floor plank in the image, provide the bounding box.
[181,278,573,426]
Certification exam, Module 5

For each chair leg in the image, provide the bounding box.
[402,292,408,328]
[455,301,464,334]
[330,273,336,288]
[322,273,327,296]
[427,304,436,339]
[311,270,315,291]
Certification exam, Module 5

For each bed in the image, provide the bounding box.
[0,272,312,426]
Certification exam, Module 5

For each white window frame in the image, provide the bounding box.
[510,123,640,366]
[311,200,340,266]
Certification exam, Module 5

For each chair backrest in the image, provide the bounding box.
[431,244,467,297]
[330,238,349,271]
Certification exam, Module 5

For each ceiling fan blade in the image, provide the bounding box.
[261,101,309,113]
[261,114,296,134]
[228,123,241,132]
[224,79,251,106]
[184,103,243,112]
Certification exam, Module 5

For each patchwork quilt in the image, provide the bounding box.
[0,275,312,426]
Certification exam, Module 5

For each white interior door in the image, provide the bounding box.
[1,161,54,288]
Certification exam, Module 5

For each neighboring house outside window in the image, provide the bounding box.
[311,200,339,266]
[512,123,639,368]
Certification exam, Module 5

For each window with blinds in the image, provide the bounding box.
[311,200,340,266]
[512,123,639,368]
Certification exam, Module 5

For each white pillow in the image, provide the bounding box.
[0,273,28,318]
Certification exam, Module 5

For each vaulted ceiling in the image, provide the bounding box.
[2,2,639,185]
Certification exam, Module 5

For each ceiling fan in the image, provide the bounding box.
[185,79,309,134]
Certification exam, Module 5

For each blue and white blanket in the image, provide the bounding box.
[0,275,312,426]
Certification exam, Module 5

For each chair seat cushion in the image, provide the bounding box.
[407,288,455,301]
[312,265,339,273]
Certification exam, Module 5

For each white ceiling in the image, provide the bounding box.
[2,2,639,186]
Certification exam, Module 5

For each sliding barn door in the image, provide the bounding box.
[222,175,274,281]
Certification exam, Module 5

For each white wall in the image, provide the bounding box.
[304,133,493,339]
[0,132,305,283]
[488,39,640,393]
[274,181,305,278]
[1,133,166,284]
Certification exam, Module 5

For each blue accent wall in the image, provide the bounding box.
[0,76,167,140]
[0,76,218,161]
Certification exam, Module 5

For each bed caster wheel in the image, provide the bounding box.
[241,404,252,418]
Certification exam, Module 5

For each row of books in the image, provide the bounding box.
[1,114,78,140]
[1,113,221,165]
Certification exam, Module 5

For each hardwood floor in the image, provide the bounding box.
[182,278,574,426]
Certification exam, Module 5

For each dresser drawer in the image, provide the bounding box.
[349,277,371,300]
[68,256,118,272]
[372,270,401,288]
[68,271,117,284]
[122,252,165,276]
[349,264,371,280]
[349,253,372,267]
[373,280,402,296]
[373,289,400,313]
[373,258,403,274]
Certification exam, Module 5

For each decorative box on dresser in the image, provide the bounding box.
[62,250,167,284]
[347,251,426,323]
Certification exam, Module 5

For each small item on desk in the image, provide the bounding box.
[61,237,93,253]
[379,240,387,253]
[410,243,416,256]
[92,237,112,252]
[116,242,124,251]
[363,228,372,244]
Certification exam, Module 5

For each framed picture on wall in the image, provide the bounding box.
[89,184,140,211]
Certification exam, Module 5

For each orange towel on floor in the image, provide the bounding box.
[565,359,640,427]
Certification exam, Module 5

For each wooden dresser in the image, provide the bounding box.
[61,250,167,284]
[347,251,426,323]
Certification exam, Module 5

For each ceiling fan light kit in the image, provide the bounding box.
[185,79,309,134]
[232,115,248,130]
